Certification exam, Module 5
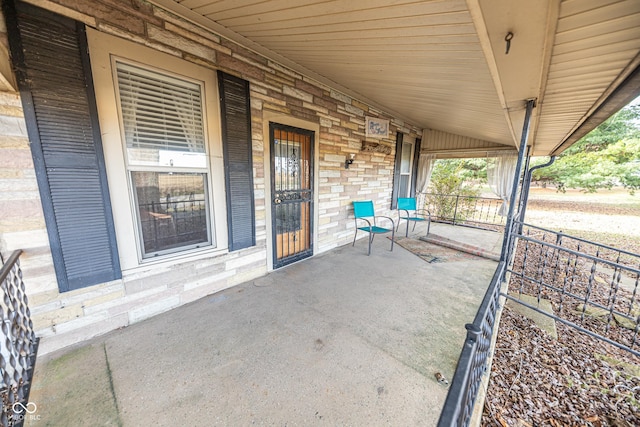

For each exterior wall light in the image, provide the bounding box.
[345,153,355,169]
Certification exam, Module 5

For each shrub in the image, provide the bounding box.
[426,160,481,222]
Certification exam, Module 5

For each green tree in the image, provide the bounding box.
[459,158,488,181]
[427,158,488,181]
[531,103,640,193]
[565,104,640,154]
[426,160,481,221]
[606,139,640,193]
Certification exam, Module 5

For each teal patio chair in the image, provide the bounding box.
[396,197,431,237]
[352,201,395,255]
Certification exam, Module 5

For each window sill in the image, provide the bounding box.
[122,245,230,278]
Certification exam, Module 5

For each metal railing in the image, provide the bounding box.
[439,99,533,426]
[436,185,525,427]
[0,250,39,427]
[506,221,640,356]
[438,219,640,427]
[437,261,507,426]
[423,193,506,231]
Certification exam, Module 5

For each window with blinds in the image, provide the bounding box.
[116,62,207,168]
[115,61,212,258]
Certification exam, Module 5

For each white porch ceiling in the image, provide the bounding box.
[154,0,640,156]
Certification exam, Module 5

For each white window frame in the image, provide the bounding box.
[113,60,212,259]
[86,28,228,271]
[399,135,415,198]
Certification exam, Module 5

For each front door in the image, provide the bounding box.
[270,123,314,268]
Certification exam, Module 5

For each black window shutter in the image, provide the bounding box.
[218,71,256,251]
[5,1,121,292]
[390,132,403,209]
[410,137,422,197]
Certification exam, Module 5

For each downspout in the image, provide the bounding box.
[518,146,532,211]
[519,155,556,228]
[499,99,536,263]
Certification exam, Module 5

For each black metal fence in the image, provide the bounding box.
[437,261,507,426]
[506,221,640,356]
[423,193,506,231]
[0,250,39,427]
[438,219,640,427]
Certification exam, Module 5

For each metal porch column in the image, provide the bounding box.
[499,99,536,263]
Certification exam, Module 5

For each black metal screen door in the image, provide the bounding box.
[270,123,314,268]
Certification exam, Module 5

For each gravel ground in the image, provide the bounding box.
[482,190,640,427]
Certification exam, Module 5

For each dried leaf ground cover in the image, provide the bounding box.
[509,232,640,351]
[483,308,640,426]
[483,190,640,427]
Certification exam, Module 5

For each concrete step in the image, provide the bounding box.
[419,233,501,262]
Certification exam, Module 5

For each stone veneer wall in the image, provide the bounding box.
[0,0,422,355]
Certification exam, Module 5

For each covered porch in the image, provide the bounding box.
[1,0,639,425]
[27,223,501,426]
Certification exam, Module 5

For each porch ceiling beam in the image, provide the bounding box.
[528,0,561,155]
[423,146,517,158]
[466,0,559,151]
[465,0,516,145]
[424,146,517,154]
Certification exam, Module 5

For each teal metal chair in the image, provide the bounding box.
[352,201,395,255]
[396,197,431,237]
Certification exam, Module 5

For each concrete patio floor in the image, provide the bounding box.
[26,223,502,426]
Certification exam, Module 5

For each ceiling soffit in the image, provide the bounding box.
[535,0,640,155]
[153,0,640,157]
[156,0,516,146]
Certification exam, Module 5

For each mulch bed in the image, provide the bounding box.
[483,307,640,427]
[482,234,640,427]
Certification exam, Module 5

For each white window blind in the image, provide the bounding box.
[116,62,206,167]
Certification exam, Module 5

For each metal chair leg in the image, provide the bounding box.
[390,227,395,251]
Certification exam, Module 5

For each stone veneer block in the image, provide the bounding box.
[283,85,314,103]
[148,25,216,61]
